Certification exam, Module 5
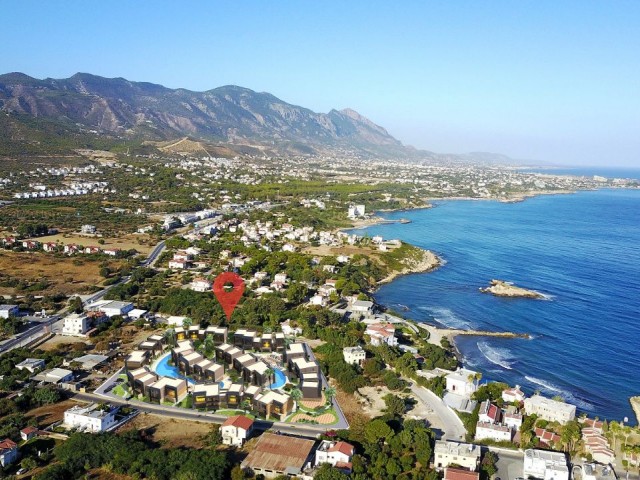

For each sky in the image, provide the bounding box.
[1,1,639,167]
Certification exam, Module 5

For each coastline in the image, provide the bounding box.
[631,396,640,425]
[377,248,442,285]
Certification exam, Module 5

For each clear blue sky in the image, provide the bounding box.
[2,1,639,166]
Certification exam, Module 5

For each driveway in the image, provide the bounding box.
[410,383,466,440]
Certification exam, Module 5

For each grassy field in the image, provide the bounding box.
[117,413,214,449]
[0,250,123,296]
[27,232,154,254]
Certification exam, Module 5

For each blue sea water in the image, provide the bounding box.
[518,166,640,180]
[350,189,640,422]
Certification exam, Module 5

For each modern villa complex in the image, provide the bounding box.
[123,325,325,420]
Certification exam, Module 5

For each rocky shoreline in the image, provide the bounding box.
[631,396,640,424]
[480,279,546,299]
[378,248,442,285]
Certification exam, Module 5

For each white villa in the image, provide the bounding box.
[434,441,481,471]
[524,395,576,424]
[445,368,479,396]
[523,449,569,480]
[343,346,366,366]
[64,403,118,433]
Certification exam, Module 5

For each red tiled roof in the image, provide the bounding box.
[222,415,254,431]
[0,438,17,450]
[535,427,560,444]
[21,426,38,435]
[328,441,354,456]
[445,468,480,480]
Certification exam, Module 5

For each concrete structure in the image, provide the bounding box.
[125,350,150,370]
[475,422,513,442]
[445,368,479,396]
[281,319,303,336]
[343,346,366,366]
[0,304,19,319]
[62,313,91,336]
[34,367,74,384]
[15,358,45,373]
[64,403,118,433]
[434,441,481,471]
[478,401,501,424]
[87,300,134,317]
[524,395,576,424]
[241,432,315,478]
[221,415,254,447]
[315,440,354,472]
[21,426,39,441]
[523,449,569,480]
[190,278,212,292]
[351,299,374,316]
[148,377,188,404]
[192,384,220,410]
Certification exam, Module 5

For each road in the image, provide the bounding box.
[0,315,60,353]
[74,391,331,439]
[410,383,466,441]
[0,241,166,354]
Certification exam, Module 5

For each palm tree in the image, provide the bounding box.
[290,388,303,410]
[265,368,274,389]
[164,328,177,348]
[324,386,336,406]
[202,334,215,358]
[182,317,193,329]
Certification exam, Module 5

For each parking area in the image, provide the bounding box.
[493,448,524,480]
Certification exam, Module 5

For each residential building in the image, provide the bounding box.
[434,441,481,471]
[0,304,19,319]
[221,415,254,447]
[523,449,569,480]
[125,350,150,370]
[62,313,92,336]
[315,440,355,472]
[475,422,513,442]
[148,377,188,404]
[190,278,212,292]
[241,432,315,478]
[253,390,293,421]
[444,468,480,480]
[15,358,45,373]
[343,346,366,366]
[20,426,39,441]
[351,299,374,316]
[524,395,576,424]
[192,384,220,410]
[503,412,523,430]
[365,323,397,346]
[0,439,18,467]
[502,385,526,403]
[127,367,158,395]
[445,368,479,396]
[34,368,74,384]
[478,401,501,424]
[63,403,118,433]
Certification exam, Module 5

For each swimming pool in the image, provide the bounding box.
[153,354,196,384]
[270,368,286,389]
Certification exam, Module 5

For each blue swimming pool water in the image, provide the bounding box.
[153,354,197,385]
[270,369,286,389]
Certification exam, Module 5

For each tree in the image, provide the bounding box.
[33,386,61,406]
[164,328,177,348]
[364,419,393,444]
[230,466,247,480]
[383,394,406,417]
[68,296,83,314]
[324,386,336,405]
[290,388,302,408]
[240,399,252,414]
[265,368,274,389]
[182,317,194,328]
[481,451,499,479]
[314,463,349,480]
[559,420,582,453]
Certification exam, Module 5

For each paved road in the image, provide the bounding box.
[492,447,524,480]
[0,315,60,353]
[410,383,466,441]
[74,391,330,439]
[141,240,165,267]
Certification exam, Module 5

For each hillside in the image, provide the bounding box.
[0,72,406,157]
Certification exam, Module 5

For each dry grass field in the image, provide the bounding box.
[117,413,215,449]
[0,250,123,296]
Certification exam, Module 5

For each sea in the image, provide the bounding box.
[349,187,640,423]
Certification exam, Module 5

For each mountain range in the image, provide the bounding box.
[0,72,412,157]
[0,72,528,164]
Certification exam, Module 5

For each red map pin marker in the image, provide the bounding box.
[213,272,245,321]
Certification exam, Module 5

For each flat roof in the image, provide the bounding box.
[242,433,315,474]
[73,354,109,369]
